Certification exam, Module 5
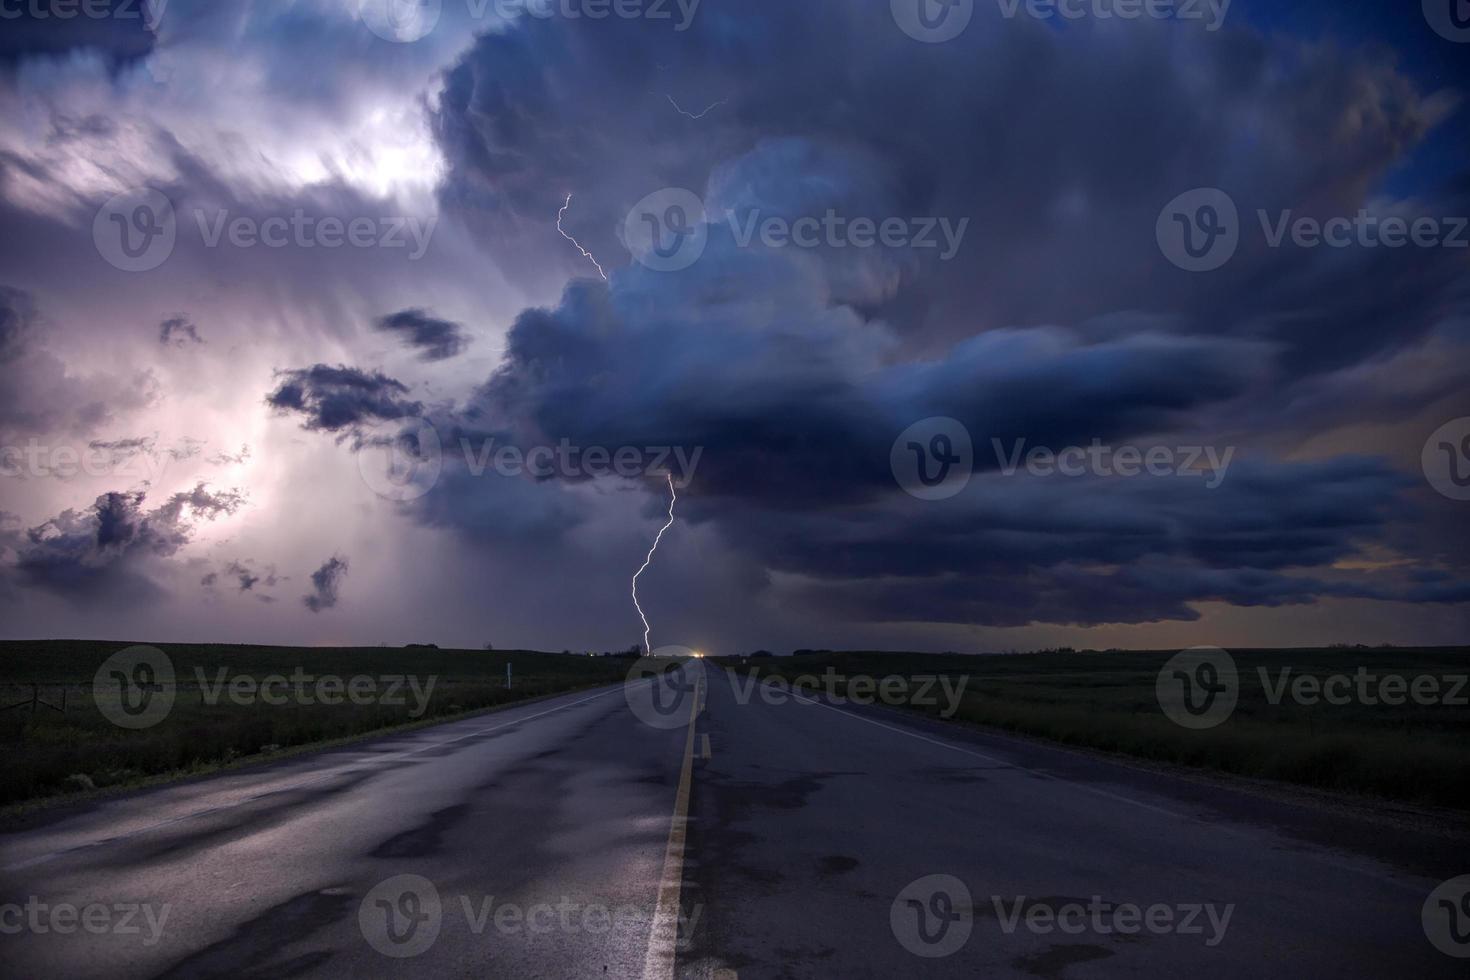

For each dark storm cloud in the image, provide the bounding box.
[735,457,1439,627]
[266,365,423,435]
[1,2,1461,643]
[0,0,157,73]
[223,559,278,594]
[87,435,156,469]
[475,269,1264,509]
[393,3,1470,630]
[159,316,204,347]
[303,556,347,613]
[374,309,469,362]
[12,483,245,600]
[431,2,1464,372]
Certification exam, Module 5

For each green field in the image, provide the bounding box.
[0,640,631,810]
[723,647,1470,811]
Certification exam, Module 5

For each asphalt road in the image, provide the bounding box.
[1,663,1466,978]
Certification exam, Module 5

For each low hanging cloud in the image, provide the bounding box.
[303,556,348,613]
[266,365,423,435]
[374,309,469,362]
[159,316,204,347]
[12,483,246,601]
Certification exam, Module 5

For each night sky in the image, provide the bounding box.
[0,0,1466,653]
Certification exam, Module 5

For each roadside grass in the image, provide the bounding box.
[0,640,631,809]
[721,648,1470,811]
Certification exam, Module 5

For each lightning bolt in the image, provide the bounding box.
[557,193,608,281]
[632,473,678,655]
[664,93,727,120]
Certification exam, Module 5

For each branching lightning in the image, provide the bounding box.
[632,473,678,655]
[557,193,608,281]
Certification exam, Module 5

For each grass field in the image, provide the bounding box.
[722,647,1470,811]
[0,640,631,810]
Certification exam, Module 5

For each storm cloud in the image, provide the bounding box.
[375,309,469,362]
[303,556,348,613]
[0,1,1463,649]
